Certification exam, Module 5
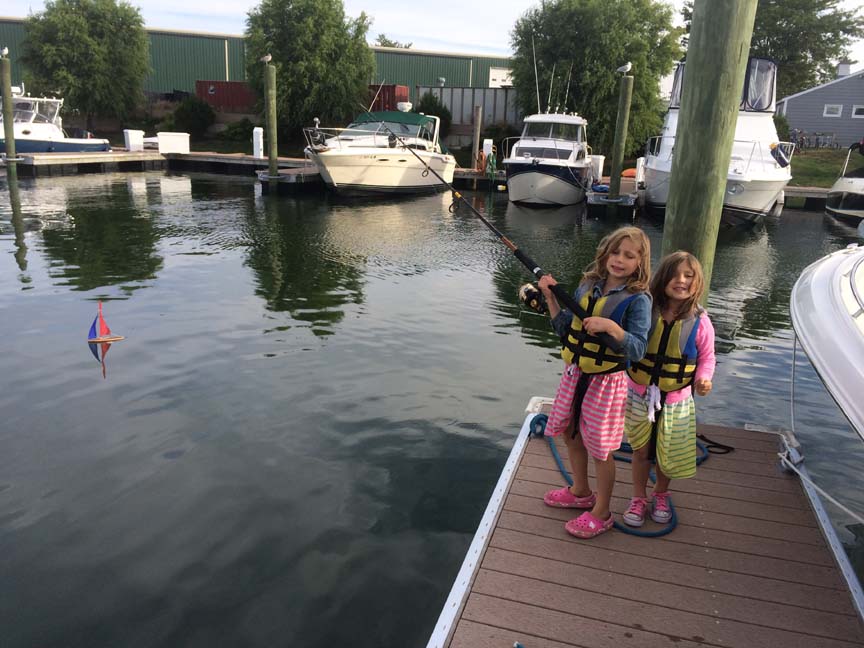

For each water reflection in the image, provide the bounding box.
[8,174,27,272]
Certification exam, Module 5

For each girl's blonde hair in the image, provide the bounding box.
[650,250,705,317]
[582,226,651,292]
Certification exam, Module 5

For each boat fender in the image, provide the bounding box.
[388,132,397,148]
[476,150,486,172]
[769,143,790,168]
[518,282,548,314]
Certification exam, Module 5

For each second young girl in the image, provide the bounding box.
[538,226,651,539]
[622,251,716,527]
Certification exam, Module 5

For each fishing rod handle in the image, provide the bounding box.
[512,249,585,316]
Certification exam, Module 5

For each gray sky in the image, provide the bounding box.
[4,0,864,69]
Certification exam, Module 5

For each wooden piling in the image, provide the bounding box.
[607,74,633,200]
[265,63,278,179]
[2,53,18,173]
[471,105,482,190]
[662,0,758,292]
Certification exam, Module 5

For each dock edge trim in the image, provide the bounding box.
[797,462,864,621]
[425,410,537,648]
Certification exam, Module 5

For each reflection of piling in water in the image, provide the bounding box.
[8,170,27,271]
[662,0,757,294]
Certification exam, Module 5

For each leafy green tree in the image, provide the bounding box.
[172,96,216,139]
[681,0,864,99]
[375,34,412,48]
[414,91,451,138]
[22,0,149,131]
[245,0,375,135]
[511,0,682,155]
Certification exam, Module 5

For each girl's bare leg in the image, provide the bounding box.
[591,456,616,519]
[630,445,651,499]
[654,465,671,494]
[563,422,591,497]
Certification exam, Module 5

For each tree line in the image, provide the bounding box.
[14,0,863,151]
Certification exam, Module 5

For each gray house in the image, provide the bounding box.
[776,63,864,147]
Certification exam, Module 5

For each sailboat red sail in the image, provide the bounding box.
[87,302,124,343]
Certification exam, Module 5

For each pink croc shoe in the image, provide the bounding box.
[564,511,614,538]
[543,487,596,509]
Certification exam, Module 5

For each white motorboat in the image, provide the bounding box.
[826,143,864,225]
[303,108,455,196]
[0,86,110,154]
[502,112,593,206]
[643,57,793,226]
[791,243,864,443]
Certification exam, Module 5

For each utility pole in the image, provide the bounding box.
[661,0,757,294]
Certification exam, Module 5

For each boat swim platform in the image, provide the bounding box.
[428,404,864,648]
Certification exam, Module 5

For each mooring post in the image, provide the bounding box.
[2,50,19,180]
[607,73,633,200]
[662,0,757,292]
[471,105,482,189]
[265,63,278,180]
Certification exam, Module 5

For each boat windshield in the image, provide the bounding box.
[844,148,864,178]
[669,57,776,112]
[5,98,61,124]
[522,121,583,142]
[343,120,423,139]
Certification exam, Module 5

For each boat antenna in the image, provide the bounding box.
[546,62,556,113]
[367,79,386,113]
[531,36,541,114]
[352,102,589,320]
[561,62,574,111]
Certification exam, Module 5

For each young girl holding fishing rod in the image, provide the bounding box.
[538,227,652,539]
[622,251,716,527]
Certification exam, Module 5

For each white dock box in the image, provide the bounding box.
[156,132,190,154]
[123,129,145,152]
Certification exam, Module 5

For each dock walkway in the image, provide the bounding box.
[431,415,864,647]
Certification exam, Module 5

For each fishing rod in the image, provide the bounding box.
[352,104,589,319]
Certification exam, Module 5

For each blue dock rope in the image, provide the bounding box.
[528,413,712,537]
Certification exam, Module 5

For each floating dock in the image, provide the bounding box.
[428,404,864,647]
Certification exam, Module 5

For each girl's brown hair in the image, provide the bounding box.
[650,250,705,318]
[582,226,651,292]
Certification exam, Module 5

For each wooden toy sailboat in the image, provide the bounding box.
[87,302,123,379]
[87,302,124,343]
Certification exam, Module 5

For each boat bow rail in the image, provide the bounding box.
[645,135,795,177]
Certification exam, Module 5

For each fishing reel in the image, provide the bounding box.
[518,282,548,315]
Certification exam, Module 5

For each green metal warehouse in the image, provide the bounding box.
[0,17,511,97]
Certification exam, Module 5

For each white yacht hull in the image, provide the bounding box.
[825,177,864,224]
[307,148,455,195]
[643,164,788,225]
[505,165,590,205]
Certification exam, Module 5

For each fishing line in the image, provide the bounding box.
[351,104,589,319]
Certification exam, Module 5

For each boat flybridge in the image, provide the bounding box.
[502,112,594,206]
[303,104,456,196]
[0,85,110,154]
[643,57,794,226]
[826,142,864,225]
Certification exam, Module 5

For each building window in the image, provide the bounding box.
[852,105,864,119]
[823,104,842,117]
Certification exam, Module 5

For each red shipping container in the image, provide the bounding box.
[368,84,409,112]
[195,81,258,113]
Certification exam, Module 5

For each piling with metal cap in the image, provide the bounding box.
[662,0,758,292]
[265,63,278,180]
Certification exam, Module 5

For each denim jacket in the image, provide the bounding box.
[550,280,651,363]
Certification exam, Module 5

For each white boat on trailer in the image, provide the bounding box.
[826,142,864,226]
[642,57,793,226]
[0,86,110,154]
[502,112,594,206]
[303,107,455,196]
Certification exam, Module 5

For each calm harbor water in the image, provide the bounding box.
[1,172,862,647]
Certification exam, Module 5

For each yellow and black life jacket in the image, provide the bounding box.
[627,309,702,392]
[560,288,641,374]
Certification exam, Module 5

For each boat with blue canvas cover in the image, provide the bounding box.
[1,86,110,154]
[502,112,594,206]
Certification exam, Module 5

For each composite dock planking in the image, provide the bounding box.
[435,416,864,648]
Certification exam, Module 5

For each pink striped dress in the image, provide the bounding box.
[545,362,628,461]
